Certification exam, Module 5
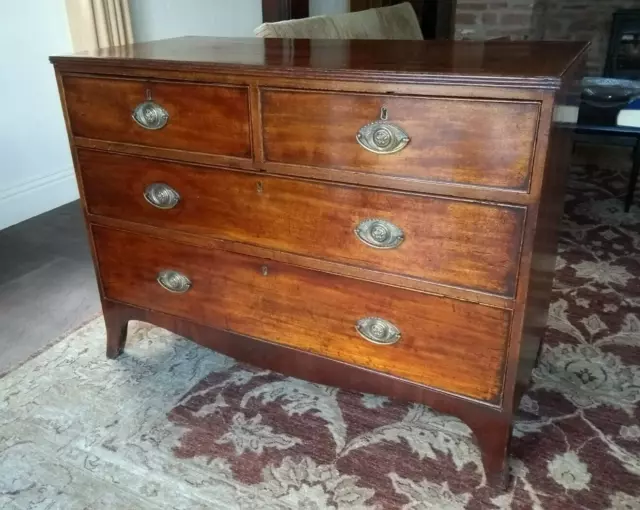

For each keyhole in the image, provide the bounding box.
[261,265,269,276]
[380,106,388,121]
[256,181,263,194]
[145,88,152,101]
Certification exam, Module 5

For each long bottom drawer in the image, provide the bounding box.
[93,225,510,402]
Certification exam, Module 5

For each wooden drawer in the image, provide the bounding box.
[79,150,525,296]
[93,225,510,401]
[63,75,251,159]
[261,88,540,191]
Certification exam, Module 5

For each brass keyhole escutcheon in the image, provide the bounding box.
[261,265,269,276]
[256,181,263,194]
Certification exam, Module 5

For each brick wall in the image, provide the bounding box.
[455,0,537,41]
[456,0,640,76]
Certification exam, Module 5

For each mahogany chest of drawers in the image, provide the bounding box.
[51,37,587,486]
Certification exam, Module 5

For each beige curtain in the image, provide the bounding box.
[65,0,134,51]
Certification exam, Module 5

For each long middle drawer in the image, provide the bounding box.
[79,149,525,296]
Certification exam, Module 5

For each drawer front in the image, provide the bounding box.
[63,75,251,158]
[93,226,510,401]
[261,89,540,190]
[80,150,525,296]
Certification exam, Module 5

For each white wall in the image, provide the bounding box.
[131,0,263,42]
[130,0,350,43]
[0,0,77,230]
[310,0,349,17]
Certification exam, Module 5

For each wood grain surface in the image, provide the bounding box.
[79,149,525,296]
[261,88,540,190]
[63,75,252,159]
[94,225,511,401]
[51,37,589,90]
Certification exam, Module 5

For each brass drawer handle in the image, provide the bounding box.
[144,183,180,209]
[356,317,401,345]
[356,107,409,155]
[355,218,404,249]
[132,100,169,130]
[157,270,191,293]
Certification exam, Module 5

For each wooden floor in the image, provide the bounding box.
[0,201,101,374]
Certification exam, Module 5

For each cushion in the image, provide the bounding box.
[254,2,423,40]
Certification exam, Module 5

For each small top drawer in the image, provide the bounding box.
[62,75,252,159]
[261,89,540,191]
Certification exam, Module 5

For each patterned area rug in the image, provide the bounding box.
[1,153,640,509]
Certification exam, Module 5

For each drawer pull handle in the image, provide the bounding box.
[157,270,192,293]
[356,317,401,345]
[355,218,404,249]
[356,107,409,155]
[144,183,180,209]
[132,100,169,130]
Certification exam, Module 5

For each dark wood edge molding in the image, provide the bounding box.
[61,71,252,89]
[51,58,566,90]
[499,90,560,416]
[54,66,549,102]
[75,138,256,171]
[54,69,108,301]
[260,161,534,205]
[258,84,544,104]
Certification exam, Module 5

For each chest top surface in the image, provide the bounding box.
[51,36,588,89]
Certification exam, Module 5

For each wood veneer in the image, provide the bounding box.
[261,88,540,190]
[51,36,589,488]
[51,37,587,89]
[78,149,525,297]
[63,75,252,159]
[94,225,511,401]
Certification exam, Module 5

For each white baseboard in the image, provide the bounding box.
[0,168,80,230]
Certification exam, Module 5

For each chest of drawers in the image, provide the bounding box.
[51,37,587,487]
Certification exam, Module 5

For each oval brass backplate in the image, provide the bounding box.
[132,100,169,130]
[144,183,180,210]
[157,270,192,293]
[355,317,401,345]
[354,218,405,249]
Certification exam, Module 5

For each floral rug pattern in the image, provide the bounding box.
[1,154,639,509]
